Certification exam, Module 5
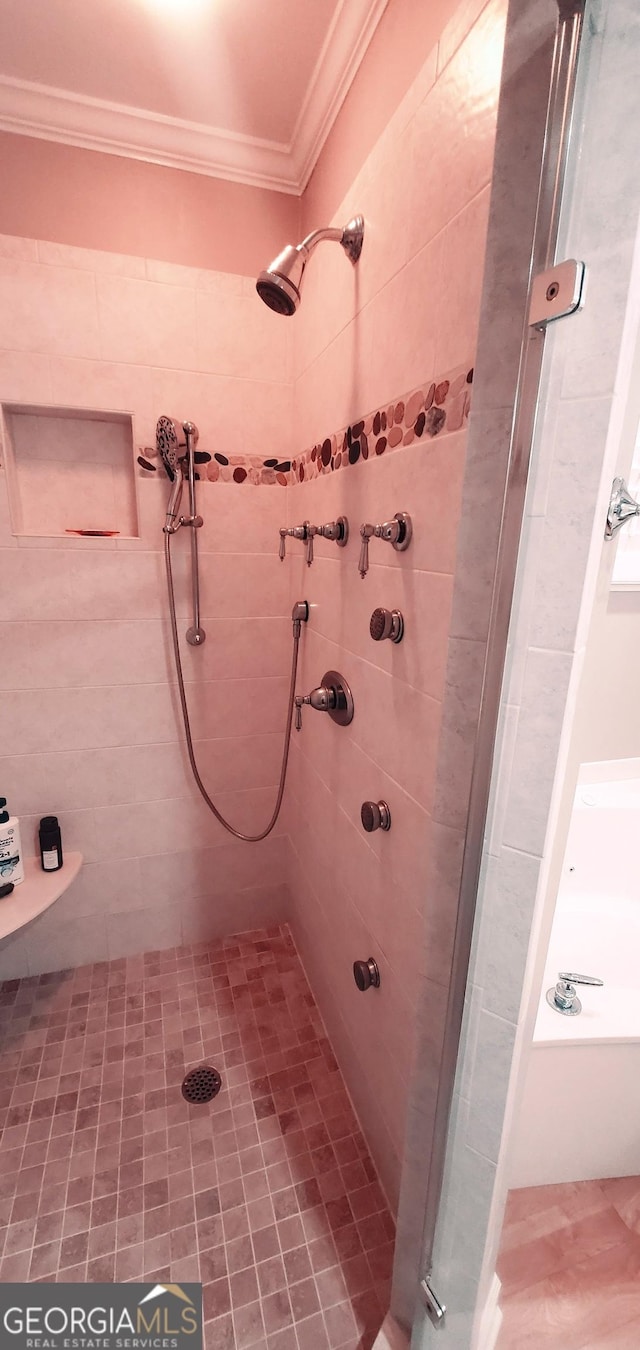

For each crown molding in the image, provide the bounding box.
[0,77,298,193]
[0,0,389,195]
[291,0,390,192]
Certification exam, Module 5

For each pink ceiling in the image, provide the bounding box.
[0,0,340,143]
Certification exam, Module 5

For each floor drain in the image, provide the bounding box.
[181,1065,222,1104]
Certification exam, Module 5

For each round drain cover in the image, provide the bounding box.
[181,1065,222,1104]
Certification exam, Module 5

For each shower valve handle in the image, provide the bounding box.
[358,513,412,577]
[294,684,336,730]
[319,519,348,544]
[278,525,307,561]
[304,519,350,564]
[358,524,374,578]
[303,522,316,567]
[295,670,354,731]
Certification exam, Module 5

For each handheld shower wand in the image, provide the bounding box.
[164,474,184,534]
[158,416,204,643]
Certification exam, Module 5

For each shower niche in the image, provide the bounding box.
[1,402,139,539]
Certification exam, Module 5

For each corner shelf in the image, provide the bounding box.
[0,853,82,941]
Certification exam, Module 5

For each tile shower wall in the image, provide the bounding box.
[0,232,294,978]
[0,0,505,1240]
[283,0,506,1216]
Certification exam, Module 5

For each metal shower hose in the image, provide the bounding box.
[164,530,300,842]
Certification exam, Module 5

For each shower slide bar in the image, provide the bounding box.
[183,422,205,647]
[419,0,588,1326]
[159,417,205,646]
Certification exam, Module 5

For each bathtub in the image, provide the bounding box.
[509,762,640,1189]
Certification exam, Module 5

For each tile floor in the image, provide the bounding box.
[0,924,394,1348]
[497,1177,640,1349]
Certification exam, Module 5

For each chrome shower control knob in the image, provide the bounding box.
[278,524,308,561]
[358,513,412,577]
[294,671,354,730]
[320,517,349,547]
[370,608,404,643]
[353,958,381,991]
[361,801,391,832]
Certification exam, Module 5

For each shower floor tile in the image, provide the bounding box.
[0,925,394,1349]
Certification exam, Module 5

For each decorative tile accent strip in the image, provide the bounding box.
[291,362,473,486]
[136,361,473,487]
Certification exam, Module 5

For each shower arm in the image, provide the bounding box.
[299,226,344,257]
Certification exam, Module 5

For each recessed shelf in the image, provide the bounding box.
[0,401,139,539]
[0,853,83,941]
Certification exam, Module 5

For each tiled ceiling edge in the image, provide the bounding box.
[0,0,389,195]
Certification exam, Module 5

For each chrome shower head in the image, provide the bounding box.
[256,215,364,316]
[256,244,305,316]
[156,415,186,482]
[156,417,200,482]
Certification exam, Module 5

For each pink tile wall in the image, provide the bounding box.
[284,0,506,1213]
[0,132,300,277]
[0,235,295,980]
[0,0,505,1223]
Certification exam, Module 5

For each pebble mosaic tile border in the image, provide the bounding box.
[137,360,473,488]
[289,361,473,487]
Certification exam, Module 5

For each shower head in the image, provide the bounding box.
[156,417,199,480]
[156,416,186,482]
[256,214,364,316]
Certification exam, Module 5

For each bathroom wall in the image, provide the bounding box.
[300,0,474,230]
[0,230,294,976]
[0,131,300,276]
[572,325,640,766]
[573,591,640,762]
[0,0,506,1230]
[282,0,507,1215]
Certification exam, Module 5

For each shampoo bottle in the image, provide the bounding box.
[0,798,24,886]
[39,816,63,872]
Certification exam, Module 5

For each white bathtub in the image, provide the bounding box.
[510,762,640,1188]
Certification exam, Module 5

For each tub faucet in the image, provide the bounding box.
[546,971,603,1017]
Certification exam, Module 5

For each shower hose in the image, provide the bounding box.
[164,530,300,841]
